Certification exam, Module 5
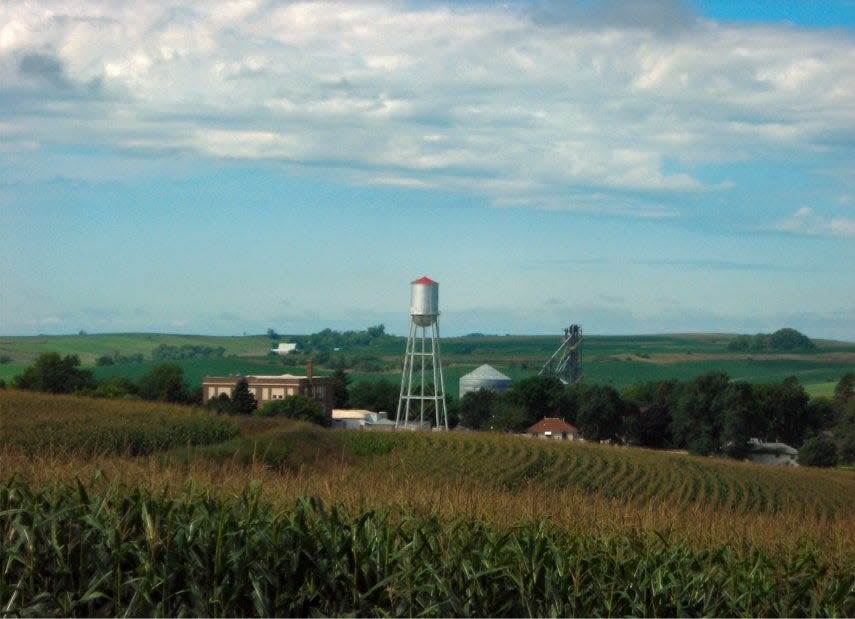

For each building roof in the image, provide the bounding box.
[412,276,437,285]
[748,440,798,456]
[461,364,511,381]
[527,417,579,435]
[332,409,378,420]
[204,373,329,382]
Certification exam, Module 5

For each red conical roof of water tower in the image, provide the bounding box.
[412,276,437,285]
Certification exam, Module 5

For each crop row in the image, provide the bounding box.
[359,432,855,521]
[2,479,852,617]
[1,390,239,455]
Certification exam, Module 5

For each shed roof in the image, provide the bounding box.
[527,417,578,435]
[748,440,798,456]
[461,364,511,381]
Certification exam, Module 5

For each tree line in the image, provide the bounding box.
[8,353,202,404]
[726,327,816,351]
[7,352,854,466]
[331,369,855,466]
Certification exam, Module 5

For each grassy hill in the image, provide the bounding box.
[1,331,853,396]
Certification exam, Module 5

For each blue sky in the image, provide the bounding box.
[1,1,853,339]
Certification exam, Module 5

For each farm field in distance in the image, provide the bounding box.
[1,331,853,397]
[1,389,854,616]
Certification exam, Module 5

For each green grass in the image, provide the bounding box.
[90,357,311,386]
[0,333,275,365]
[805,381,837,398]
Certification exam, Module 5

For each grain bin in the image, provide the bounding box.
[459,364,512,398]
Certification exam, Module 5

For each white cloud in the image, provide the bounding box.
[1,1,853,219]
[776,207,855,238]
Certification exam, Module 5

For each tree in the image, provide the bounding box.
[721,381,763,457]
[331,369,351,408]
[622,380,677,448]
[576,384,627,442]
[231,378,257,415]
[256,394,328,426]
[12,352,95,394]
[833,373,854,413]
[84,376,140,400]
[671,372,731,455]
[489,400,528,432]
[458,388,498,429]
[206,393,233,414]
[349,379,399,414]
[835,398,855,464]
[806,397,837,435]
[137,363,188,403]
[757,376,810,446]
[267,328,280,340]
[798,435,838,467]
[503,375,566,430]
[366,324,386,338]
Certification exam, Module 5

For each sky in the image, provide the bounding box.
[1,0,853,340]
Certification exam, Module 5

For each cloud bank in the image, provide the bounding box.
[1,1,853,227]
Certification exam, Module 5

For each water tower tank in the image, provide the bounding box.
[410,276,439,326]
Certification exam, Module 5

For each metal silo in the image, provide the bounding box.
[459,364,512,398]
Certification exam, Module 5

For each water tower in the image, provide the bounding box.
[396,276,449,430]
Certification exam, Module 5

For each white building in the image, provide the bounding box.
[271,342,298,355]
[331,409,396,430]
[746,439,799,466]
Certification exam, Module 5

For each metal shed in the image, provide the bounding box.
[459,364,512,398]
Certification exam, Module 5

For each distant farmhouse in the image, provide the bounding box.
[271,342,298,355]
[526,417,580,441]
[202,366,332,420]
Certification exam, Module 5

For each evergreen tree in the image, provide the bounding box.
[331,369,351,408]
[231,378,257,415]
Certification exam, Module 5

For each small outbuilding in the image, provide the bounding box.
[331,409,396,431]
[459,364,512,398]
[526,417,580,441]
[746,439,799,466]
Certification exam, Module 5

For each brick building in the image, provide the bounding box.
[202,364,333,420]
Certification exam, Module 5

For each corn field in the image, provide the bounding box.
[2,479,853,617]
[2,390,855,616]
[1,391,238,455]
